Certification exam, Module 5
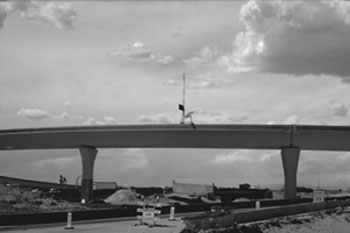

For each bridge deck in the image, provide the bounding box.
[0,124,349,151]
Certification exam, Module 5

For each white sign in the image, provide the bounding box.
[313,190,325,203]
[136,207,161,226]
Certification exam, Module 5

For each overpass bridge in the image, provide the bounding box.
[1,124,349,201]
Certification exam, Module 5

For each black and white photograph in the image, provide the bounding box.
[1,0,350,232]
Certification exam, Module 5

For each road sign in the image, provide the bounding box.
[313,190,325,203]
[136,205,161,227]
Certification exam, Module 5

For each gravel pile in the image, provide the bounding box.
[104,189,139,205]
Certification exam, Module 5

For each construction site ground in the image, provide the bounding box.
[2,207,350,233]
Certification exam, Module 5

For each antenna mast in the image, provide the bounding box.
[182,73,186,121]
[178,73,196,128]
[179,73,186,124]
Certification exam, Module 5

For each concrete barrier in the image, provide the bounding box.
[0,199,305,226]
[1,198,345,226]
[234,199,349,224]
[0,208,138,226]
[182,199,350,230]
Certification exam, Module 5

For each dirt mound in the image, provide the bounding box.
[104,189,139,205]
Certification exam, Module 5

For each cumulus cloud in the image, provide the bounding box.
[282,115,300,124]
[53,112,84,121]
[298,151,350,189]
[211,149,277,165]
[260,151,279,161]
[184,46,220,69]
[184,110,248,124]
[137,114,174,124]
[5,0,32,12]
[120,149,149,170]
[17,108,86,121]
[172,27,185,38]
[266,115,300,125]
[103,116,118,125]
[83,118,104,126]
[83,116,118,126]
[212,150,254,164]
[157,55,174,64]
[163,73,234,90]
[330,100,348,117]
[222,0,350,80]
[64,100,71,109]
[33,157,76,170]
[109,42,155,62]
[188,73,223,89]
[266,121,276,125]
[227,115,249,123]
[17,108,51,120]
[59,112,70,120]
[108,42,174,64]
[163,78,178,87]
[1,0,77,30]
[0,3,7,29]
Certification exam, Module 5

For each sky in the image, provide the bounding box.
[1,0,350,190]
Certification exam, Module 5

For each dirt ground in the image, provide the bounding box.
[254,210,350,233]
[2,184,350,233]
[205,207,350,233]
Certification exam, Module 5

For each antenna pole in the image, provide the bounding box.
[182,73,186,122]
[179,73,186,124]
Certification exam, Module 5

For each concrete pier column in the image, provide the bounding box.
[79,146,97,202]
[281,147,300,199]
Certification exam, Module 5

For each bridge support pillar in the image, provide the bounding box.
[281,147,300,199]
[79,146,97,202]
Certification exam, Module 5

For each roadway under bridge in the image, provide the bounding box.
[1,124,349,201]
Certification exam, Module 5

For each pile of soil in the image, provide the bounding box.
[104,189,139,205]
[255,207,350,233]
